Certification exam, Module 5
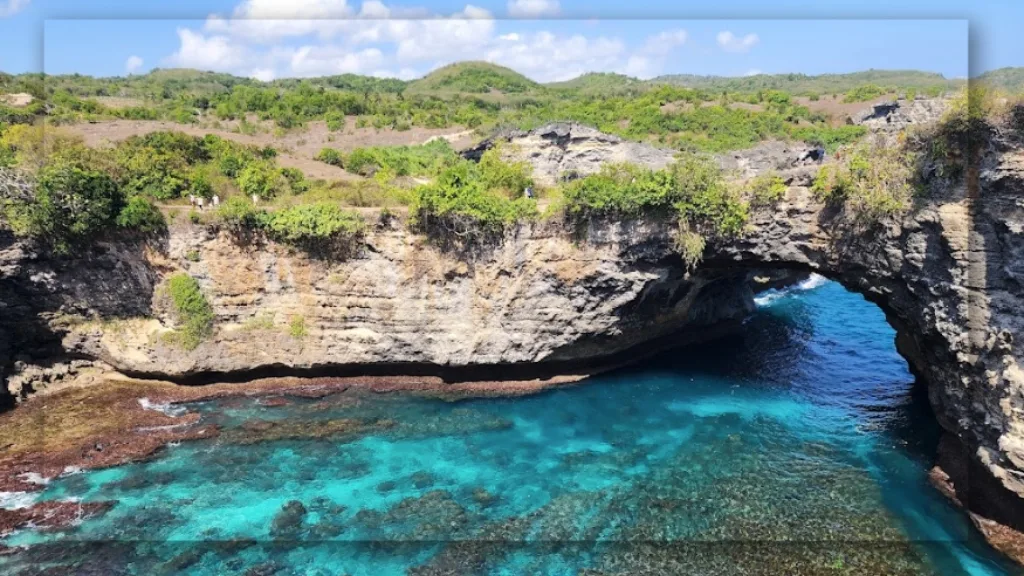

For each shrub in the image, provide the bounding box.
[843,85,887,103]
[116,196,166,233]
[748,173,787,206]
[675,225,707,270]
[811,142,915,221]
[411,160,537,243]
[908,86,994,179]
[216,195,264,232]
[478,147,533,198]
[3,156,124,254]
[344,147,378,175]
[280,167,310,193]
[341,140,458,177]
[562,155,747,266]
[325,111,345,132]
[165,273,214,350]
[289,315,307,339]
[315,147,343,167]
[262,202,366,255]
[237,160,283,200]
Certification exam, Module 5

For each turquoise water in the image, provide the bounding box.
[3,278,1021,575]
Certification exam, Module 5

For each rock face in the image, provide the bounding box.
[1,109,1023,552]
[6,220,753,382]
[463,122,677,186]
[848,97,950,133]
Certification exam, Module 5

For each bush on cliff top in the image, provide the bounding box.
[2,148,124,254]
[262,202,366,256]
[215,196,366,256]
[165,273,214,350]
[410,159,537,244]
[811,141,916,221]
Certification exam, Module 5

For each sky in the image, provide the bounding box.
[0,0,1017,82]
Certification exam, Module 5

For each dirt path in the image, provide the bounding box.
[65,119,478,182]
[794,94,898,125]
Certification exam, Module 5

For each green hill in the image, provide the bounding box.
[976,67,1024,93]
[546,72,647,96]
[405,61,541,95]
[651,69,962,96]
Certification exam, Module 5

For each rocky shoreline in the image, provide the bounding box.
[0,370,601,539]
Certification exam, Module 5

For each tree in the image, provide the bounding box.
[4,156,124,253]
[237,160,283,200]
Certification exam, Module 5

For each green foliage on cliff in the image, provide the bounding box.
[215,195,262,231]
[411,159,538,242]
[116,196,166,233]
[748,173,787,206]
[214,196,366,256]
[909,86,995,180]
[811,141,916,221]
[262,202,366,254]
[562,155,748,267]
[237,160,285,200]
[14,155,122,253]
[165,273,214,350]
[563,155,747,229]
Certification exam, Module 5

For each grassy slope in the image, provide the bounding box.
[976,67,1024,93]
[404,61,541,97]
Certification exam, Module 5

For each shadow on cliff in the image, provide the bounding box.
[945,111,1024,542]
[0,229,162,407]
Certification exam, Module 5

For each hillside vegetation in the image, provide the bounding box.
[976,67,1024,93]
[653,69,961,96]
[546,73,646,96]
[405,62,540,95]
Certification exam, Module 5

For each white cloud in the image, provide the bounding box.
[507,0,559,18]
[250,68,276,81]
[394,6,496,62]
[290,46,385,75]
[160,0,692,82]
[0,0,30,18]
[165,28,249,71]
[125,55,144,74]
[483,31,626,82]
[716,31,759,53]
[642,29,687,56]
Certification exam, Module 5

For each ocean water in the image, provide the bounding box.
[3,277,1021,575]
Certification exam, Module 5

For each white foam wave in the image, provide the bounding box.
[798,273,829,291]
[753,292,785,307]
[138,397,187,417]
[18,472,50,486]
[61,466,83,477]
[0,491,39,510]
[755,273,829,308]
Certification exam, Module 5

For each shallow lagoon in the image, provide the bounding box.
[3,278,1020,575]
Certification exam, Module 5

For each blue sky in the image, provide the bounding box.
[0,0,1016,82]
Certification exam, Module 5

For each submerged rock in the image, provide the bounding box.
[269,500,307,538]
